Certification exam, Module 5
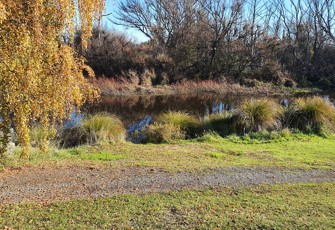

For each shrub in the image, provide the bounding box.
[156,111,202,138]
[143,123,185,143]
[285,96,335,135]
[234,99,284,133]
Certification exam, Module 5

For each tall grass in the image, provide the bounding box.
[234,99,284,133]
[93,78,289,96]
[143,111,202,143]
[83,114,126,144]
[156,111,202,138]
[29,125,56,149]
[285,96,335,135]
[60,114,126,147]
[144,123,185,143]
[55,97,335,146]
[94,77,137,96]
[203,113,235,136]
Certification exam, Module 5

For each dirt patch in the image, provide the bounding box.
[0,166,334,205]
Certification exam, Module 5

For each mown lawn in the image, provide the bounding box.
[2,134,334,172]
[1,183,334,229]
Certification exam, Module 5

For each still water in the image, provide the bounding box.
[76,93,334,134]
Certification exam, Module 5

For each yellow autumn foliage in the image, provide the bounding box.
[0,0,104,158]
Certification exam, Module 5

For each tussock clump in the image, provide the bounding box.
[156,111,202,138]
[58,126,88,148]
[285,96,335,135]
[234,99,284,133]
[203,113,235,136]
[143,123,185,143]
[83,114,126,144]
[59,114,126,147]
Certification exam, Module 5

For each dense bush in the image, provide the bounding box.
[59,126,88,148]
[70,0,335,90]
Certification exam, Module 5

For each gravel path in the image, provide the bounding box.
[0,166,334,205]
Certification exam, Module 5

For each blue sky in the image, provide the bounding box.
[101,0,149,43]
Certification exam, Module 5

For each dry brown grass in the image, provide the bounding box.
[173,80,280,95]
[94,77,138,96]
[94,78,293,96]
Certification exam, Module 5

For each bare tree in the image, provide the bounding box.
[93,0,335,88]
[198,0,244,67]
[113,0,198,48]
[312,0,335,43]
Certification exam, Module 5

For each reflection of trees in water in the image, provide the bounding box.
[82,93,308,127]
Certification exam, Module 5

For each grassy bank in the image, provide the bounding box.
[94,78,317,96]
[2,134,335,171]
[1,183,334,229]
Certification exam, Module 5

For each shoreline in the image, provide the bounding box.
[93,78,321,97]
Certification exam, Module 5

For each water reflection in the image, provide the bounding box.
[83,93,251,128]
[127,115,153,133]
[280,98,289,108]
[80,94,275,137]
[63,113,84,129]
[76,93,335,136]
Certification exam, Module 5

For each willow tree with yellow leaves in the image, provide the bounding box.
[0,0,104,158]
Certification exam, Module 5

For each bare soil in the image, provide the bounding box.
[1,166,334,205]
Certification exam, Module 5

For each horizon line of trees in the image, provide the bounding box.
[79,0,335,90]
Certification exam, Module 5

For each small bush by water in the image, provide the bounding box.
[203,113,235,136]
[234,99,284,133]
[59,126,88,148]
[59,114,126,147]
[57,97,335,147]
[156,111,202,138]
[284,96,335,135]
[144,123,185,143]
[83,114,126,144]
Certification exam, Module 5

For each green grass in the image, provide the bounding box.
[203,113,234,136]
[79,152,126,161]
[2,133,335,171]
[1,183,334,229]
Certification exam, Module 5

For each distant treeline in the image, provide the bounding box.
[77,0,335,89]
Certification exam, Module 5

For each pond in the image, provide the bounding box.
[76,92,335,137]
